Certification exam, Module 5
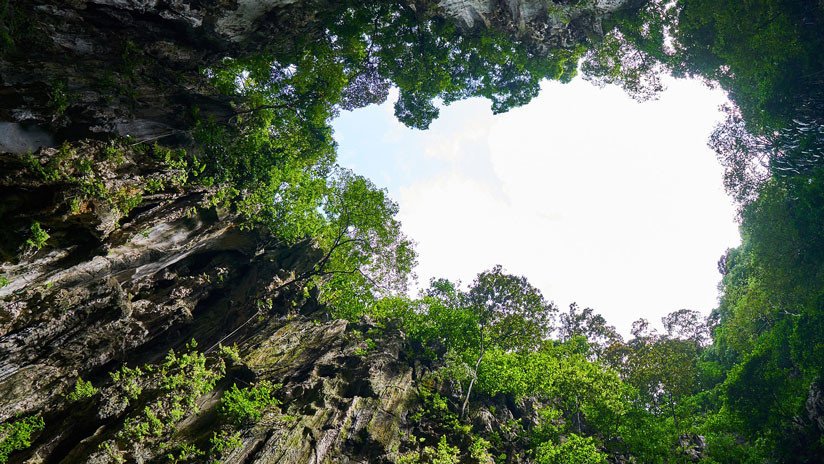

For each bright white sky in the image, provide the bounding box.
[333,76,741,335]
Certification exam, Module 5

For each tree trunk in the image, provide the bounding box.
[461,348,485,418]
[670,392,680,432]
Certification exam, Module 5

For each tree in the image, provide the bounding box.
[535,433,607,464]
[707,166,824,461]
[581,0,673,101]
[309,168,417,318]
[204,1,603,133]
[557,303,623,360]
[400,266,555,416]
[624,313,704,433]
[708,105,772,206]
[457,265,555,416]
[672,0,824,132]
[662,309,710,346]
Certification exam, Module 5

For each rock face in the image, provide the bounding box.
[434,0,638,59]
[21,314,418,462]
[233,319,416,463]
[677,434,707,462]
[437,0,497,28]
[0,142,546,462]
[0,142,422,462]
[0,0,639,149]
[0,0,326,149]
[0,1,644,461]
[806,380,824,435]
[438,0,633,30]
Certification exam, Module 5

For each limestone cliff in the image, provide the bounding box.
[0,0,639,152]
[0,1,645,462]
[0,142,423,462]
[0,142,543,462]
[437,0,635,47]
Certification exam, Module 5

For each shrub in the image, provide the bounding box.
[166,443,204,463]
[398,436,460,464]
[219,381,281,426]
[534,434,607,464]
[25,222,49,250]
[0,415,45,463]
[66,377,98,402]
[209,430,243,456]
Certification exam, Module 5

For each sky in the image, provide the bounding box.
[332,76,741,335]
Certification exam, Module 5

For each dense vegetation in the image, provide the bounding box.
[1,0,822,462]
[313,1,824,462]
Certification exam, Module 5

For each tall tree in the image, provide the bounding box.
[557,303,623,360]
[458,265,555,415]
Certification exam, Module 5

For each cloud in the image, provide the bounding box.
[336,76,740,335]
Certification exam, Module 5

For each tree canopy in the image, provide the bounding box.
[4,0,823,462]
[184,1,824,460]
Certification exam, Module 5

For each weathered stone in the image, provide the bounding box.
[807,380,824,433]
[0,1,648,461]
[678,433,707,462]
[0,0,640,148]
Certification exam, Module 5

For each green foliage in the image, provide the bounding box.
[166,443,205,463]
[0,276,8,288]
[25,222,49,250]
[21,141,198,223]
[208,430,243,458]
[398,436,460,464]
[162,430,243,464]
[582,0,677,101]
[468,436,492,462]
[185,119,415,314]
[624,335,702,423]
[103,340,230,458]
[110,365,144,403]
[308,169,417,318]
[99,441,126,463]
[0,0,41,56]
[364,267,661,460]
[0,415,44,463]
[557,303,622,359]
[368,271,658,461]
[66,377,98,402]
[674,0,822,130]
[196,43,341,219]
[410,385,470,436]
[23,143,77,182]
[376,267,557,418]
[430,437,460,464]
[49,80,70,115]
[217,344,241,365]
[219,381,281,426]
[466,265,555,352]
[0,0,17,52]
[534,434,607,464]
[353,338,377,357]
[315,3,588,129]
[698,167,824,462]
[403,267,554,359]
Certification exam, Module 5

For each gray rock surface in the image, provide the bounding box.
[0,2,645,461]
[0,142,421,462]
[1,0,640,147]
